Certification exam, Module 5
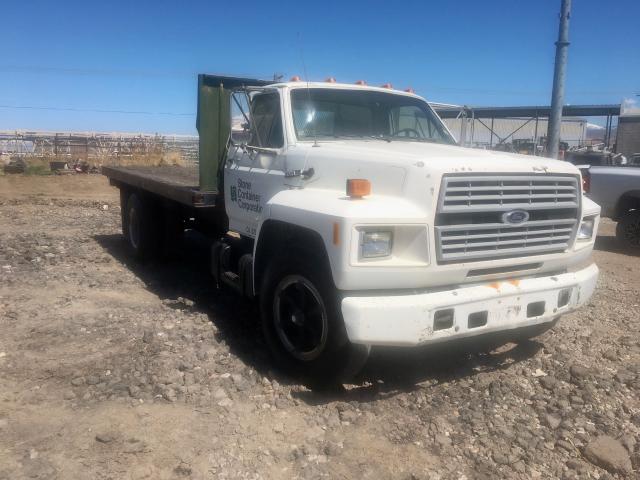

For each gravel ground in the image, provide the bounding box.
[0,175,638,480]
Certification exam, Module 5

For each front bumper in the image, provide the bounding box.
[341,263,598,347]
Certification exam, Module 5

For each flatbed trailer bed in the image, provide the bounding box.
[102,165,219,208]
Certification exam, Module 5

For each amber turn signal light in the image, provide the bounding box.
[346,179,371,199]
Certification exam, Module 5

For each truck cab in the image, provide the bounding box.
[106,75,600,381]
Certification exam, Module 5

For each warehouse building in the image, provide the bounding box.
[433,104,620,155]
[441,116,586,148]
[616,109,640,160]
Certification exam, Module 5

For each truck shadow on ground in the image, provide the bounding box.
[95,232,543,405]
[303,339,542,404]
[594,234,635,255]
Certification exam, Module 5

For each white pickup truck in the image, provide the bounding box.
[104,74,600,380]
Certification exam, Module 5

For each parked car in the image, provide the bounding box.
[582,166,640,249]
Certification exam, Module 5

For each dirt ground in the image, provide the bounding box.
[0,175,638,480]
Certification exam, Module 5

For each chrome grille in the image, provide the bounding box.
[439,175,579,213]
[435,174,580,263]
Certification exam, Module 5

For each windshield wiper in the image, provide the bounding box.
[388,136,443,144]
[367,135,392,143]
[331,134,391,142]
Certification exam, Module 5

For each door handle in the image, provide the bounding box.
[284,168,314,179]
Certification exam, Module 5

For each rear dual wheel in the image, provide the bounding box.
[260,253,369,382]
[122,192,161,260]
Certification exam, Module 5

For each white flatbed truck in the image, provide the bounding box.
[103,74,600,380]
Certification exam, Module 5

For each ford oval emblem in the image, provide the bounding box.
[502,209,530,225]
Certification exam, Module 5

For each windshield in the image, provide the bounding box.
[291,88,455,144]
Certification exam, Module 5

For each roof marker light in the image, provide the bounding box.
[290,75,301,82]
[381,83,393,89]
[346,179,371,199]
[404,87,415,93]
[325,77,337,83]
[355,80,367,85]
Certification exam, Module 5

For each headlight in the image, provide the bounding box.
[577,216,596,240]
[361,231,393,258]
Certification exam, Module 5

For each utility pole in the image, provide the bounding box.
[547,0,571,159]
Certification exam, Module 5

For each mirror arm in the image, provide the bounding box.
[245,145,280,154]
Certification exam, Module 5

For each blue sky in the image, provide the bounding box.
[1,0,638,134]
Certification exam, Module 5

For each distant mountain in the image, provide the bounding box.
[586,122,615,141]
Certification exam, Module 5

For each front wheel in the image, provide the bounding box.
[260,254,369,382]
[616,211,640,251]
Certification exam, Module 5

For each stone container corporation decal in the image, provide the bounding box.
[230,179,263,213]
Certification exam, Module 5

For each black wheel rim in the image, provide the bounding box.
[623,219,640,246]
[273,275,328,361]
[128,206,140,250]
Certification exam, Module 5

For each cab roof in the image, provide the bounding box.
[266,81,423,100]
[198,74,427,101]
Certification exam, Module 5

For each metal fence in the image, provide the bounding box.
[0,131,199,167]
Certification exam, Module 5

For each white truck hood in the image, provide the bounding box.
[307,140,579,176]
[297,140,581,201]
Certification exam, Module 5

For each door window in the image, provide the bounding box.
[249,93,284,148]
[231,91,251,145]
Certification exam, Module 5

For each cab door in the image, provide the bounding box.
[224,90,287,238]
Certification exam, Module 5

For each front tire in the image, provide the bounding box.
[616,211,640,251]
[260,253,369,382]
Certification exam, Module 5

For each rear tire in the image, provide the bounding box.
[120,189,130,240]
[259,252,369,382]
[616,210,640,250]
[123,192,160,260]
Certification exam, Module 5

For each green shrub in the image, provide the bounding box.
[25,164,53,176]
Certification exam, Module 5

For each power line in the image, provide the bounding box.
[0,104,195,116]
[0,65,192,77]
[418,85,632,96]
[0,65,269,80]
[1,65,633,96]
